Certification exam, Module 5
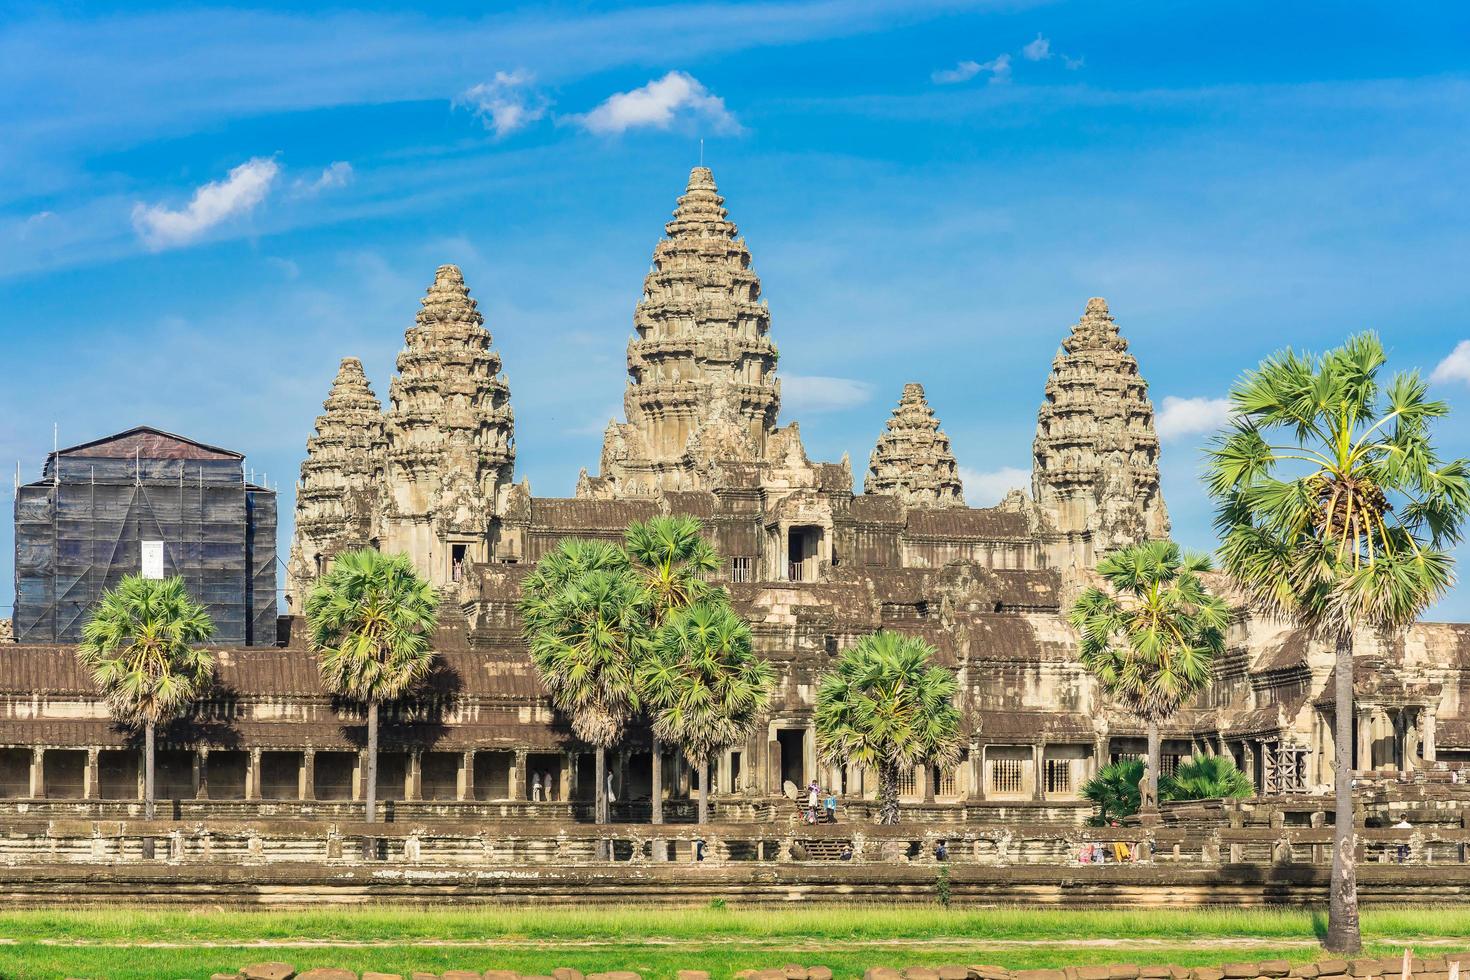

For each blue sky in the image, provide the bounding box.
[3,1,1470,620]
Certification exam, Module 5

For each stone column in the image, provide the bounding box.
[766,738,779,794]
[651,745,664,824]
[1243,741,1256,787]
[85,748,100,800]
[967,743,982,801]
[1032,744,1045,801]
[804,727,817,788]
[301,749,316,802]
[1425,710,1438,764]
[195,747,209,800]
[458,751,475,802]
[406,749,422,802]
[920,763,935,803]
[353,751,365,802]
[511,749,527,801]
[1357,708,1374,771]
[977,745,989,801]
[246,748,262,801]
[560,751,573,802]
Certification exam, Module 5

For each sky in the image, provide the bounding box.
[3,1,1470,620]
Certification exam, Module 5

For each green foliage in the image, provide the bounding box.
[77,575,215,726]
[814,631,962,824]
[1206,331,1470,637]
[1069,541,1229,723]
[935,863,951,907]
[1082,759,1144,823]
[1162,754,1253,801]
[639,603,774,769]
[306,549,440,705]
[623,515,722,625]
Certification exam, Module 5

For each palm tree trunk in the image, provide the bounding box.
[1146,719,1161,810]
[1326,629,1361,953]
[142,720,156,860]
[594,745,608,860]
[365,700,379,825]
[877,761,900,825]
[651,738,664,825]
[698,758,708,825]
[144,720,156,821]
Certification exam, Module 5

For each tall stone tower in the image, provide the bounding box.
[589,167,780,495]
[285,357,386,612]
[1032,297,1169,571]
[865,382,965,507]
[380,264,515,585]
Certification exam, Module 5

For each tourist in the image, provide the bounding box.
[531,771,543,802]
[1393,815,1412,863]
[824,790,838,823]
[807,780,820,822]
[839,843,853,861]
[541,771,553,802]
[694,838,707,862]
[934,839,949,862]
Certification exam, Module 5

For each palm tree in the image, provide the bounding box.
[1206,332,1469,952]
[306,548,440,827]
[624,516,721,623]
[624,515,723,823]
[77,575,215,836]
[814,631,961,825]
[520,565,647,854]
[1081,759,1144,824]
[640,602,774,824]
[1069,540,1230,809]
[1163,755,1253,801]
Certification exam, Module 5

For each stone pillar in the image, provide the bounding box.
[766,738,779,794]
[651,746,664,823]
[301,749,316,802]
[560,751,573,801]
[1243,741,1256,787]
[846,761,862,800]
[406,749,422,802]
[511,749,527,801]
[568,752,580,802]
[85,748,100,800]
[1357,708,1374,771]
[977,745,989,801]
[246,748,262,801]
[920,763,934,803]
[459,751,475,802]
[967,743,982,801]
[1032,743,1045,801]
[353,751,365,802]
[196,747,209,800]
[1425,710,1438,764]
[803,727,817,788]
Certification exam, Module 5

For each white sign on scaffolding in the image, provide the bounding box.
[141,540,165,580]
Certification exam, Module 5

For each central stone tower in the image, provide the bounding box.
[586,167,780,495]
[1031,297,1169,571]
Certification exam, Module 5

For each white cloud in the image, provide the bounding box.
[131,157,278,250]
[1022,34,1051,61]
[959,466,1030,507]
[1431,340,1470,386]
[1155,395,1234,441]
[932,54,1010,85]
[1063,55,1086,70]
[781,375,873,414]
[296,161,353,194]
[460,71,550,138]
[572,70,740,135]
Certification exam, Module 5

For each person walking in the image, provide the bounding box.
[824,789,838,823]
[806,779,820,824]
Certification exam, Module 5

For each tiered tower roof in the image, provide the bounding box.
[594,167,780,494]
[866,382,965,507]
[384,264,515,541]
[285,356,385,609]
[1032,297,1169,563]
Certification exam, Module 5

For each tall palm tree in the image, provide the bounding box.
[1207,332,1469,952]
[306,548,440,827]
[624,516,721,623]
[520,565,647,855]
[1069,540,1230,808]
[814,631,961,825]
[640,602,774,824]
[78,575,215,836]
[624,515,723,823]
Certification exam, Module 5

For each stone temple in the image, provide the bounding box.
[2,167,1466,816]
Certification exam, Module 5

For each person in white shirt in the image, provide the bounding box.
[531,771,543,802]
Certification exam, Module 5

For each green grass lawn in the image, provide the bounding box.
[0,906,1465,980]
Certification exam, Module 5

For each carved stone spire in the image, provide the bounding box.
[1032,297,1169,570]
[865,382,965,507]
[381,264,515,582]
[589,167,779,495]
[285,357,385,612]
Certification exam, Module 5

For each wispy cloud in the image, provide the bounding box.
[959,465,1030,507]
[932,55,1010,85]
[1155,395,1234,441]
[1432,340,1470,386]
[131,157,279,250]
[571,71,741,135]
[1022,34,1050,61]
[293,161,353,196]
[460,71,550,138]
[781,375,873,413]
